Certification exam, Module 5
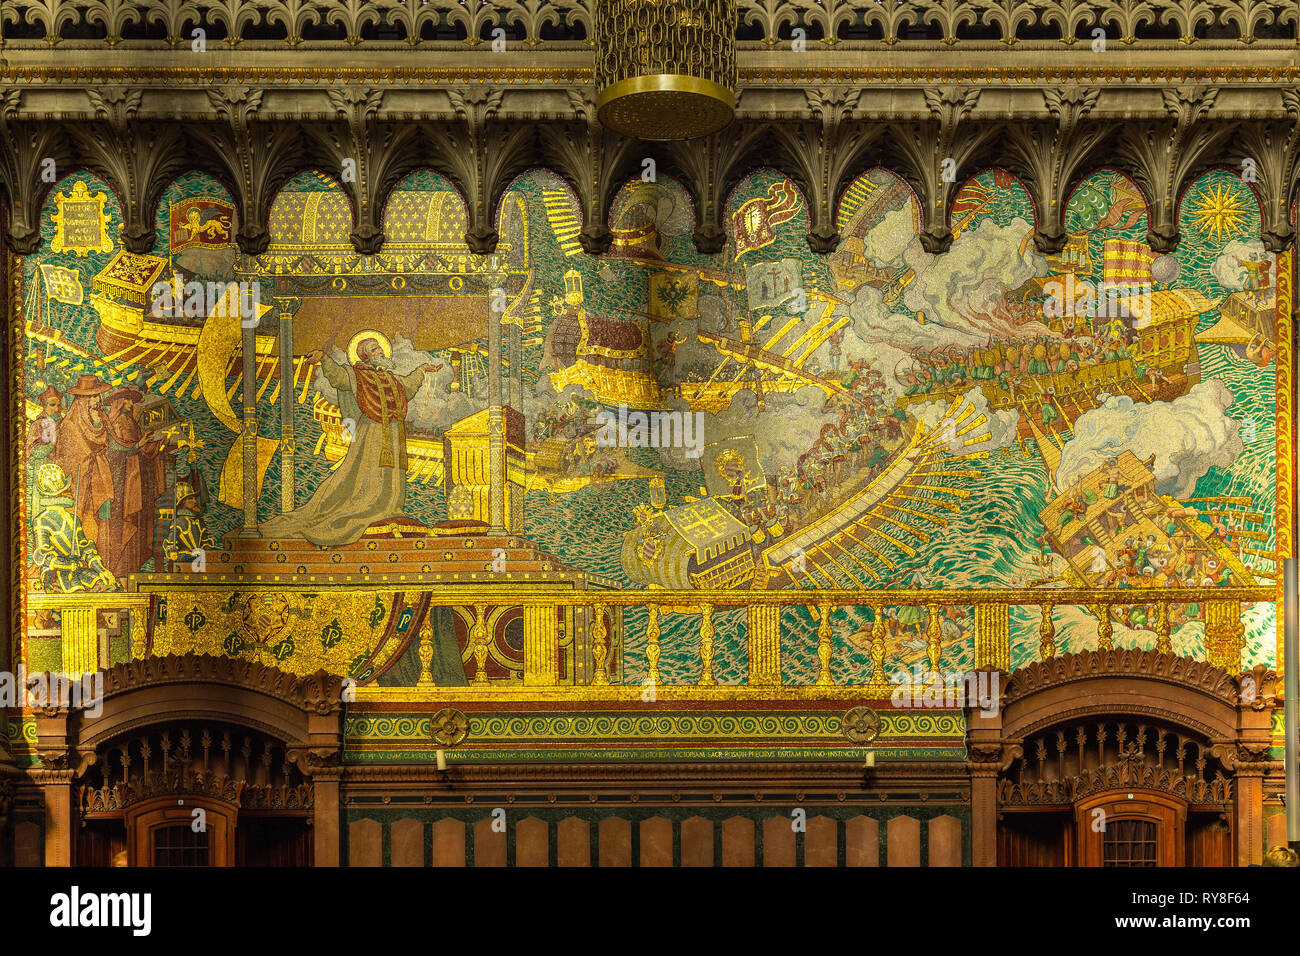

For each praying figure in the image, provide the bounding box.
[262,332,440,547]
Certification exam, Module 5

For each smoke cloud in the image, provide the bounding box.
[898,217,1046,339]
[1210,239,1270,292]
[657,385,839,472]
[911,386,1021,455]
[1056,381,1243,497]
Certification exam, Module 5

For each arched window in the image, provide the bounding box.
[151,824,210,868]
[1102,819,1158,867]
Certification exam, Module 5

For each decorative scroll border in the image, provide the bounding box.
[1277,247,1294,674]
[9,250,24,680]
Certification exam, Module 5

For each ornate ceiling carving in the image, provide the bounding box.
[1,5,1297,256]
[3,0,1299,50]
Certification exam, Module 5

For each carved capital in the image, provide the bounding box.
[968,742,1022,775]
[918,229,954,255]
[1210,741,1274,774]
[1238,664,1278,711]
[693,222,726,255]
[466,223,500,256]
[5,222,42,255]
[119,220,157,255]
[236,223,271,257]
[579,223,612,256]
[1261,226,1296,253]
[286,747,342,778]
[349,223,385,257]
[85,87,144,133]
[807,225,841,254]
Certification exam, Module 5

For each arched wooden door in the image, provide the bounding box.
[125,796,237,867]
[1074,791,1186,867]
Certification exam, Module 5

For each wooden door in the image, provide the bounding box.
[125,796,236,867]
[1074,791,1185,867]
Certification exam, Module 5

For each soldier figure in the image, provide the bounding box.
[30,463,116,592]
[163,480,212,571]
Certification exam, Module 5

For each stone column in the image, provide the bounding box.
[487,283,505,534]
[1233,770,1265,866]
[968,761,1001,866]
[278,305,296,513]
[312,768,342,867]
[239,299,260,536]
[31,707,76,867]
[965,698,1007,867]
[33,768,77,866]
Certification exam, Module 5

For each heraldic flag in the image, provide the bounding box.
[39,263,84,305]
[1101,239,1154,290]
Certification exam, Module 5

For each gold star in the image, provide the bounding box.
[1188,182,1250,243]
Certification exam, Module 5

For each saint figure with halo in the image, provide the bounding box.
[262,330,440,547]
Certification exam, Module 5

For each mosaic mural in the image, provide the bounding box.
[14,163,1288,697]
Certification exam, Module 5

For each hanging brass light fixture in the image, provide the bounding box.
[595,0,737,141]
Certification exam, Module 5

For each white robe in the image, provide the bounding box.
[262,357,427,547]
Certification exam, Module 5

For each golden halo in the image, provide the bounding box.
[347,330,392,365]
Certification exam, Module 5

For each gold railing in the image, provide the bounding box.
[25,585,1269,700]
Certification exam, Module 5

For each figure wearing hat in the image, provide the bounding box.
[51,374,114,546]
[103,385,167,578]
[1040,386,1060,427]
[163,480,211,571]
[30,463,116,592]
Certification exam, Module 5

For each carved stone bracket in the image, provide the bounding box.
[539,91,642,257]
[883,88,998,254]
[73,88,191,254]
[770,89,882,254]
[967,742,1023,777]
[1229,89,1300,252]
[1210,741,1277,774]
[189,86,306,258]
[1003,88,1108,254]
[1114,87,1234,253]
[664,121,766,254]
[421,90,536,255]
[286,747,343,779]
[310,89,425,256]
[0,90,72,254]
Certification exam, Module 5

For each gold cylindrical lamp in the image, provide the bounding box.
[595,0,737,141]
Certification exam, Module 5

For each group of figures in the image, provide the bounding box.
[14,160,1286,676]
[25,375,208,591]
